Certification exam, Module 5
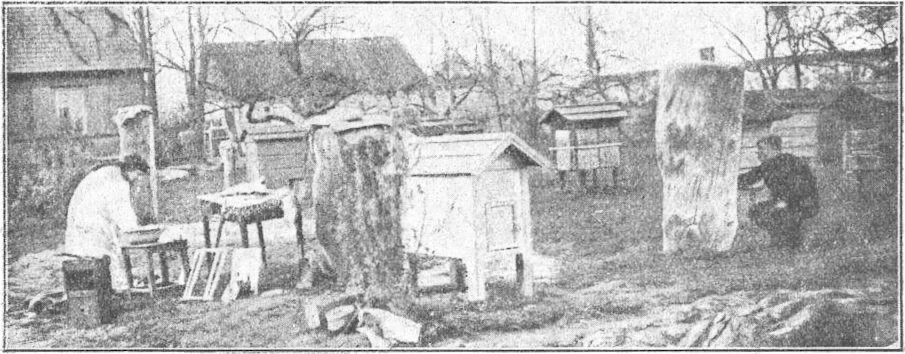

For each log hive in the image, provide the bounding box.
[655,64,744,255]
[310,124,413,306]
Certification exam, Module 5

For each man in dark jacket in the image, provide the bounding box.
[739,135,819,250]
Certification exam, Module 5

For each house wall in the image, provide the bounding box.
[771,110,819,161]
[7,70,145,145]
[401,176,477,260]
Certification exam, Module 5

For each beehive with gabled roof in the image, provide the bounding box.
[540,102,627,178]
[401,132,549,301]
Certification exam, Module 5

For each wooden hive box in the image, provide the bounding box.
[540,102,627,172]
[244,125,309,189]
[401,132,551,301]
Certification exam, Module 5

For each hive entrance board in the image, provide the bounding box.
[181,248,228,301]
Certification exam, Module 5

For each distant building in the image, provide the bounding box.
[203,37,428,134]
[6,7,149,156]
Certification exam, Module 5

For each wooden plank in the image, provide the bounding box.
[556,103,623,115]
[325,305,358,334]
[575,128,600,145]
[554,130,572,171]
[259,155,306,169]
[304,292,363,330]
[577,148,601,169]
[256,139,307,157]
[518,170,534,298]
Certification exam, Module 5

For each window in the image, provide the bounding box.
[54,88,88,135]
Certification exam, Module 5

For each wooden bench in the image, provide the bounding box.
[121,240,191,296]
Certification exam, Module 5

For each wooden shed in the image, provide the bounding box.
[540,102,627,188]
[401,133,551,301]
[244,125,309,189]
[822,83,898,173]
[739,89,836,171]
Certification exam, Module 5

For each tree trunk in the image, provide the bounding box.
[310,126,412,308]
[655,64,744,255]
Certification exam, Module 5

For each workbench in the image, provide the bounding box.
[197,190,284,265]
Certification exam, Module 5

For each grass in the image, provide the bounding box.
[4,140,899,348]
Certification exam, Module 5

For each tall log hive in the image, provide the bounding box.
[655,64,744,255]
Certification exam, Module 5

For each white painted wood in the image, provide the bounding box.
[244,142,261,183]
[401,176,476,259]
[518,169,534,297]
[400,135,541,301]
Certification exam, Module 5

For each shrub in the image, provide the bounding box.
[8,136,97,229]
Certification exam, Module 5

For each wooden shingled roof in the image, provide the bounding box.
[540,102,628,125]
[406,133,551,176]
[5,7,148,74]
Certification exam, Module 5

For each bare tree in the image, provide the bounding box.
[575,7,630,100]
[844,6,899,50]
[227,6,355,121]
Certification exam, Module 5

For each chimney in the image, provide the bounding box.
[699,47,715,62]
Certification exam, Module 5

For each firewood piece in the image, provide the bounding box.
[357,327,393,348]
[655,64,744,254]
[359,308,422,344]
[325,304,358,334]
[305,292,363,330]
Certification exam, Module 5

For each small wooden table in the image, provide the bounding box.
[197,190,284,265]
[121,240,191,296]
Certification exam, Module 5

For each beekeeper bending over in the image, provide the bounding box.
[64,154,150,292]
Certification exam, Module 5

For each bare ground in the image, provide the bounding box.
[5,145,899,349]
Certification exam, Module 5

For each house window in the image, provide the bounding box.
[54,88,88,135]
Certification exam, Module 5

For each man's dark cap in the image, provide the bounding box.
[121,154,150,174]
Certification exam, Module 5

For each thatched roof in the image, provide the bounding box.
[742,91,792,126]
[742,88,839,126]
[6,7,148,74]
[205,37,427,103]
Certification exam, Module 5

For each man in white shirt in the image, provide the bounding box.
[64,154,150,292]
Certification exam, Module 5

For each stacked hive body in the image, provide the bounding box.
[63,256,114,327]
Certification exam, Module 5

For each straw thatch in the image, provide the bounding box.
[205,37,427,105]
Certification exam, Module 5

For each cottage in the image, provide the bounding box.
[6,7,149,157]
[204,37,427,145]
[540,102,627,188]
[401,133,551,301]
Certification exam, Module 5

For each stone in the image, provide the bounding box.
[626,327,669,347]
[769,299,805,320]
[757,290,794,308]
[705,314,729,344]
[678,317,713,347]
[583,328,627,347]
[768,303,817,338]
[661,323,693,345]
[734,304,762,317]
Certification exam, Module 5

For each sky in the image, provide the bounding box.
[151,4,768,113]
